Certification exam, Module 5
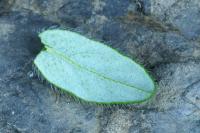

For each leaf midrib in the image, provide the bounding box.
[44,46,152,94]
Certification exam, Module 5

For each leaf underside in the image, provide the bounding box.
[34,29,156,104]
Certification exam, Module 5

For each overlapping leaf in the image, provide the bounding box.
[34,29,156,104]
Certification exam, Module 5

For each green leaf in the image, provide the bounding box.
[34,29,156,104]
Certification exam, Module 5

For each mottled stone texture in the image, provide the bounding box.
[0,0,200,133]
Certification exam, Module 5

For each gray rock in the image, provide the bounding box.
[0,0,200,133]
[57,0,93,27]
[151,0,200,40]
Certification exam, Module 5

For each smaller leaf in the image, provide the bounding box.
[34,29,156,104]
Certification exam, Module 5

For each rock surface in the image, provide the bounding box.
[0,0,200,133]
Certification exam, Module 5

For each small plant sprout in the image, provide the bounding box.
[34,29,156,104]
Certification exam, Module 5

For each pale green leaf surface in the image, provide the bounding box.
[34,29,156,104]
